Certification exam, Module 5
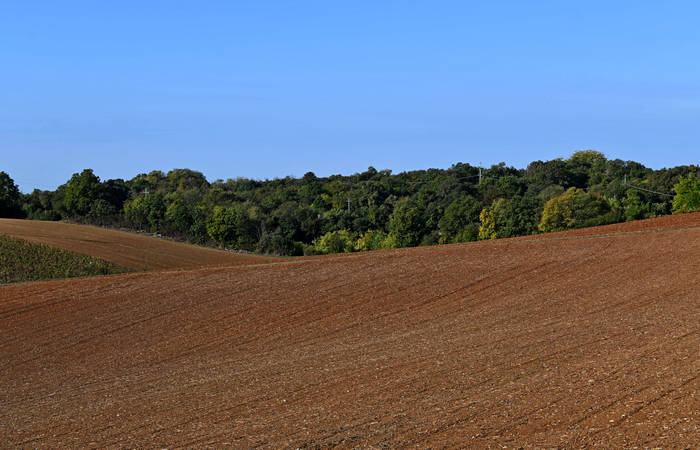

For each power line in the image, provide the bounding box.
[623,175,674,197]
[625,183,674,197]
[404,174,498,185]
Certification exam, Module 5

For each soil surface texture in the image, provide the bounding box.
[1,213,699,447]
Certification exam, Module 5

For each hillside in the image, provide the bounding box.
[0,234,128,284]
[1,214,699,447]
[0,219,276,270]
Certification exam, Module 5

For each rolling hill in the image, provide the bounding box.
[1,214,699,447]
[0,219,276,270]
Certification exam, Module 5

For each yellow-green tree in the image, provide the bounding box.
[539,187,610,232]
[478,197,542,240]
[671,175,700,213]
[313,230,357,254]
[354,230,392,251]
[478,207,497,240]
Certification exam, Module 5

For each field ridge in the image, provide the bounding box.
[0,219,276,270]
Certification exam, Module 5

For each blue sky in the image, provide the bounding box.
[2,1,699,191]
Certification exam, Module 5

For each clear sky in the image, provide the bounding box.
[2,1,699,192]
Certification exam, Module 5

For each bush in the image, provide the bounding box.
[313,230,356,254]
[355,230,389,251]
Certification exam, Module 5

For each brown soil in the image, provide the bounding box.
[1,214,698,447]
[0,219,275,270]
[517,210,700,240]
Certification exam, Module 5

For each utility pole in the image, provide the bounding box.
[478,162,482,184]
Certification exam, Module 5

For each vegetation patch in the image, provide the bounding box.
[4,150,700,255]
[0,234,129,284]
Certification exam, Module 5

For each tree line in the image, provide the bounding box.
[2,150,699,256]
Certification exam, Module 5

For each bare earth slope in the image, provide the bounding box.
[0,219,275,270]
[1,214,699,447]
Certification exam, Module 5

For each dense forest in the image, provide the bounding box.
[2,150,699,256]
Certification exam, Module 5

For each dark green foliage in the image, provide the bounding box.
[101,179,130,211]
[566,150,607,188]
[525,159,574,194]
[479,196,543,239]
[0,235,129,284]
[388,197,425,247]
[439,196,483,243]
[0,172,25,218]
[622,191,651,221]
[257,230,294,255]
[23,189,59,220]
[87,199,117,226]
[62,169,103,218]
[165,168,209,192]
[206,206,257,250]
[165,195,193,234]
[6,151,698,255]
[480,175,528,204]
[123,192,167,231]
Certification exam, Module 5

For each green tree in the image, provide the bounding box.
[165,195,192,234]
[188,206,209,244]
[206,206,256,249]
[525,159,574,194]
[123,192,166,231]
[539,187,611,232]
[671,175,700,213]
[165,168,209,192]
[388,197,425,247]
[62,169,102,218]
[354,229,391,251]
[0,172,24,218]
[101,178,130,211]
[313,229,356,254]
[144,192,167,231]
[566,150,607,188]
[438,196,482,243]
[123,196,148,229]
[622,190,651,221]
[478,197,542,239]
[23,189,61,220]
[86,199,116,225]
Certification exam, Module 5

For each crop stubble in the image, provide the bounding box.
[1,214,699,447]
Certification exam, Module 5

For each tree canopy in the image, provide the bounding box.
[0,172,24,218]
[5,152,699,255]
[672,176,700,214]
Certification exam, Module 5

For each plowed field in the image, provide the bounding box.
[0,219,275,270]
[2,214,699,447]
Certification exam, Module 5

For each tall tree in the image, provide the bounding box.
[388,197,426,247]
[62,169,102,218]
[0,172,24,218]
